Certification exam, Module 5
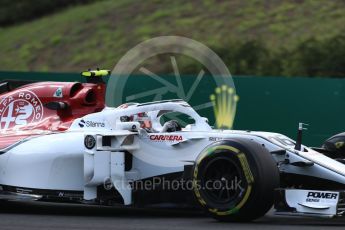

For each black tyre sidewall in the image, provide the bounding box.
[192,139,279,222]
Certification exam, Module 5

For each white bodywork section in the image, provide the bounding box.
[1,100,345,214]
[284,189,339,217]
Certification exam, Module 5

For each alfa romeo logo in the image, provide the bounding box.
[84,135,96,149]
[0,90,43,131]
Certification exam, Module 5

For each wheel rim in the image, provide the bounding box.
[201,156,245,204]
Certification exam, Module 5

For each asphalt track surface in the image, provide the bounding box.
[0,201,344,230]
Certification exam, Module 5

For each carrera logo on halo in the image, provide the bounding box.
[149,135,183,142]
[0,90,43,130]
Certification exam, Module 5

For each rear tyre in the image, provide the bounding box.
[192,139,279,222]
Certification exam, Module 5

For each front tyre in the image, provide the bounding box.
[192,139,279,222]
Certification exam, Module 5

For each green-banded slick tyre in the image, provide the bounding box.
[192,139,279,222]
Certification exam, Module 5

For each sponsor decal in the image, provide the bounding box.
[84,135,96,149]
[78,119,105,128]
[0,90,43,130]
[209,137,224,142]
[53,87,63,98]
[150,135,183,142]
[306,191,338,202]
[78,119,85,128]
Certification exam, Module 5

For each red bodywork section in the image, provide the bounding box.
[0,81,106,149]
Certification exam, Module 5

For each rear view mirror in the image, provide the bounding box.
[45,101,69,110]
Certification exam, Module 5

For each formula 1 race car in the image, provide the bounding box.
[0,70,345,222]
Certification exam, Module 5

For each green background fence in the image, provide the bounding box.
[1,71,344,146]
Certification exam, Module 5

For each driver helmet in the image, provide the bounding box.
[161,120,182,133]
[133,112,152,130]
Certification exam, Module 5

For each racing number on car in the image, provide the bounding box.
[2,102,33,128]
